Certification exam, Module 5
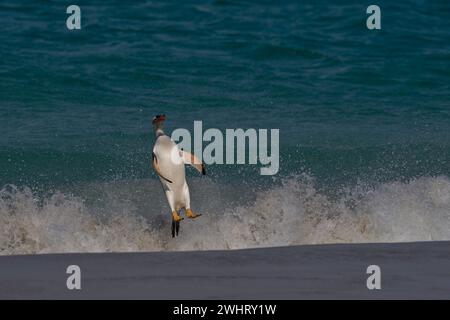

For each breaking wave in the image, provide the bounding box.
[1,175,450,255]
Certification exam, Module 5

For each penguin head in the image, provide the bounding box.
[152,114,166,129]
[152,114,166,123]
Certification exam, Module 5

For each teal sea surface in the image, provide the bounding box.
[0,1,450,254]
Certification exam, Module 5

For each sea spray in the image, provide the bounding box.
[1,175,450,255]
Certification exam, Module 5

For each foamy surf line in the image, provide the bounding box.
[1,175,450,255]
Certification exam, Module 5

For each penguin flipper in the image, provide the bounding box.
[152,153,173,183]
[181,151,206,175]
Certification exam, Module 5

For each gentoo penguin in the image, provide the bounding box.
[151,114,205,237]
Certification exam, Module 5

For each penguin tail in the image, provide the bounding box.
[171,219,176,238]
[171,219,181,238]
[176,220,180,236]
[171,211,183,237]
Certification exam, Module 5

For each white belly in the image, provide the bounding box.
[153,136,188,210]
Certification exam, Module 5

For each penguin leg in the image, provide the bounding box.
[183,184,201,219]
[165,190,182,238]
[172,211,183,222]
[186,208,202,219]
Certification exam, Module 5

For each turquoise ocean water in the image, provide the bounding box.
[1,1,450,254]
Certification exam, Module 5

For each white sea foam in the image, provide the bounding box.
[1,175,450,255]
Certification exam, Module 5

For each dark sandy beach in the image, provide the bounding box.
[1,241,449,299]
